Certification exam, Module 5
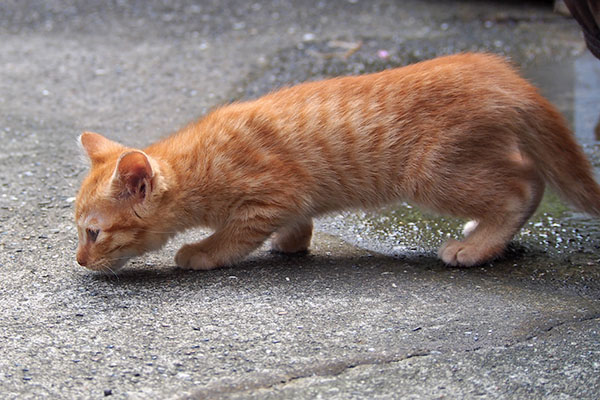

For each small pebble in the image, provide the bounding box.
[377,49,390,59]
[233,21,246,30]
[302,33,315,41]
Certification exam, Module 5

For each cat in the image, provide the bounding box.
[75,53,600,273]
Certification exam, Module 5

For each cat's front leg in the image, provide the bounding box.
[175,242,217,270]
[175,223,274,270]
[271,218,313,253]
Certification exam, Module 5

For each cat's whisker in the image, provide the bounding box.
[99,260,121,279]
[139,229,179,234]
[106,256,130,262]
[109,243,127,253]
[105,265,119,280]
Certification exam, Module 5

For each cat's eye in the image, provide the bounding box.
[86,228,99,242]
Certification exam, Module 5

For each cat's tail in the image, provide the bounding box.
[519,93,600,217]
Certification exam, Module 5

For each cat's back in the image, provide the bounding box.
[230,53,532,143]
[192,52,534,171]
[263,52,526,103]
[199,53,527,140]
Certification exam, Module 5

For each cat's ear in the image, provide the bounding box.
[79,132,124,164]
[112,151,154,202]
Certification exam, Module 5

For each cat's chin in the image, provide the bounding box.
[87,257,131,275]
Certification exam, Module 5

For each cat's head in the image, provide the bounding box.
[75,132,171,273]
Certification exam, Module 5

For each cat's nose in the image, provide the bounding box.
[76,250,88,267]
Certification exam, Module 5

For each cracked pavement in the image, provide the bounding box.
[1,1,600,398]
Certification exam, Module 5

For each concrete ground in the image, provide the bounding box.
[1,0,600,398]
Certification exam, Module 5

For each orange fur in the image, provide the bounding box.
[75,53,600,272]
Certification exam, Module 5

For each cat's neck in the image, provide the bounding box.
[144,114,235,231]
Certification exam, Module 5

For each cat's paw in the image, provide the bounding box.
[271,221,312,253]
[438,239,485,267]
[175,244,218,270]
[270,238,309,254]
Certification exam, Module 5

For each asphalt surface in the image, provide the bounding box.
[1,1,600,398]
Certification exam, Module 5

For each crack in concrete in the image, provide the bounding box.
[520,313,600,342]
[183,314,600,399]
[183,350,431,399]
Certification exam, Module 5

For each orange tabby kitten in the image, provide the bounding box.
[75,53,600,272]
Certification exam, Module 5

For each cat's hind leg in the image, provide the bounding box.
[271,218,313,253]
[462,220,478,237]
[438,173,544,267]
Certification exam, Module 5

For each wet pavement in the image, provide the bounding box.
[1,1,600,398]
